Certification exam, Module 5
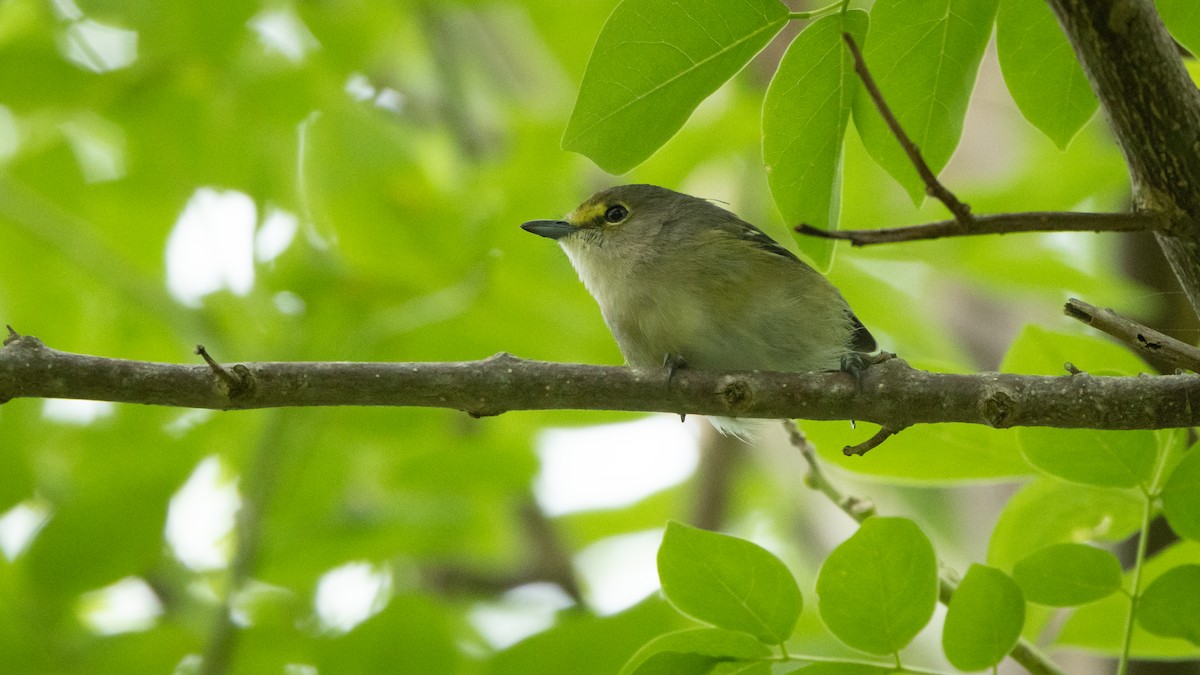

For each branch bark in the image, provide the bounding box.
[1048,0,1200,318]
[3,334,1198,431]
[796,211,1161,246]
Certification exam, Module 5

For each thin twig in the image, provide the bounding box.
[1064,298,1200,373]
[843,424,904,456]
[783,423,1066,675]
[785,422,875,523]
[842,33,972,224]
[195,345,252,398]
[3,325,18,346]
[796,211,1162,247]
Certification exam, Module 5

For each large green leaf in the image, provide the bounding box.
[1058,541,1200,658]
[620,628,771,675]
[1158,0,1200,57]
[1012,543,1122,606]
[1000,324,1148,377]
[1017,428,1157,489]
[763,10,867,270]
[996,0,1098,148]
[657,521,802,645]
[1162,447,1200,541]
[851,0,1000,202]
[816,517,937,655]
[1137,565,1200,646]
[563,0,790,173]
[942,565,1025,671]
[987,478,1143,571]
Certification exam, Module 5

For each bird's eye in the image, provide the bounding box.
[604,205,628,223]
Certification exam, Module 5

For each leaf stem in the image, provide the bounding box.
[1118,439,1172,674]
[1117,492,1153,675]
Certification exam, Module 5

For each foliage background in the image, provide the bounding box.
[0,0,1197,672]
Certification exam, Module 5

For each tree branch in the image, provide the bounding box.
[3,333,1199,431]
[1064,297,1200,373]
[796,211,1161,246]
[1047,0,1200,318]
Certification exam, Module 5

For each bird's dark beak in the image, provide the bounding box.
[521,220,575,240]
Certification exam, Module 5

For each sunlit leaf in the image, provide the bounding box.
[996,0,1098,148]
[987,478,1142,571]
[657,521,802,645]
[1017,428,1157,489]
[763,10,867,270]
[942,565,1025,671]
[1162,447,1200,541]
[1157,0,1200,57]
[851,0,1000,202]
[1012,543,1122,606]
[1137,565,1200,646]
[620,628,771,675]
[816,517,937,655]
[1058,541,1200,659]
[563,0,790,173]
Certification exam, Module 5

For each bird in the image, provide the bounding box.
[521,184,875,438]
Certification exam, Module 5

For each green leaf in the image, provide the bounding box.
[657,521,802,644]
[1017,428,1157,489]
[987,478,1143,571]
[1000,324,1148,376]
[1012,543,1122,606]
[491,597,694,675]
[620,628,771,675]
[809,422,1030,483]
[996,0,1098,148]
[942,565,1025,672]
[563,0,790,174]
[1058,541,1200,658]
[851,0,1000,202]
[1163,448,1200,541]
[763,10,867,270]
[816,517,938,655]
[1137,564,1200,646]
[1157,0,1200,57]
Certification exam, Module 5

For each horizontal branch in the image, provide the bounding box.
[1064,297,1200,373]
[796,212,1162,247]
[2,333,1198,431]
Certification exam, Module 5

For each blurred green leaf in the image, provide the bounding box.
[657,521,801,644]
[1012,543,1122,606]
[490,597,693,675]
[763,10,867,270]
[562,0,789,173]
[1017,428,1157,489]
[1000,324,1148,376]
[809,422,1029,483]
[1162,447,1200,541]
[988,478,1142,571]
[315,593,460,674]
[620,628,770,675]
[1136,564,1200,646]
[1058,540,1200,658]
[996,0,1097,148]
[942,564,1025,671]
[852,0,999,202]
[816,517,937,655]
[1157,0,1200,56]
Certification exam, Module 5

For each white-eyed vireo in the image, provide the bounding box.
[521,184,875,437]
